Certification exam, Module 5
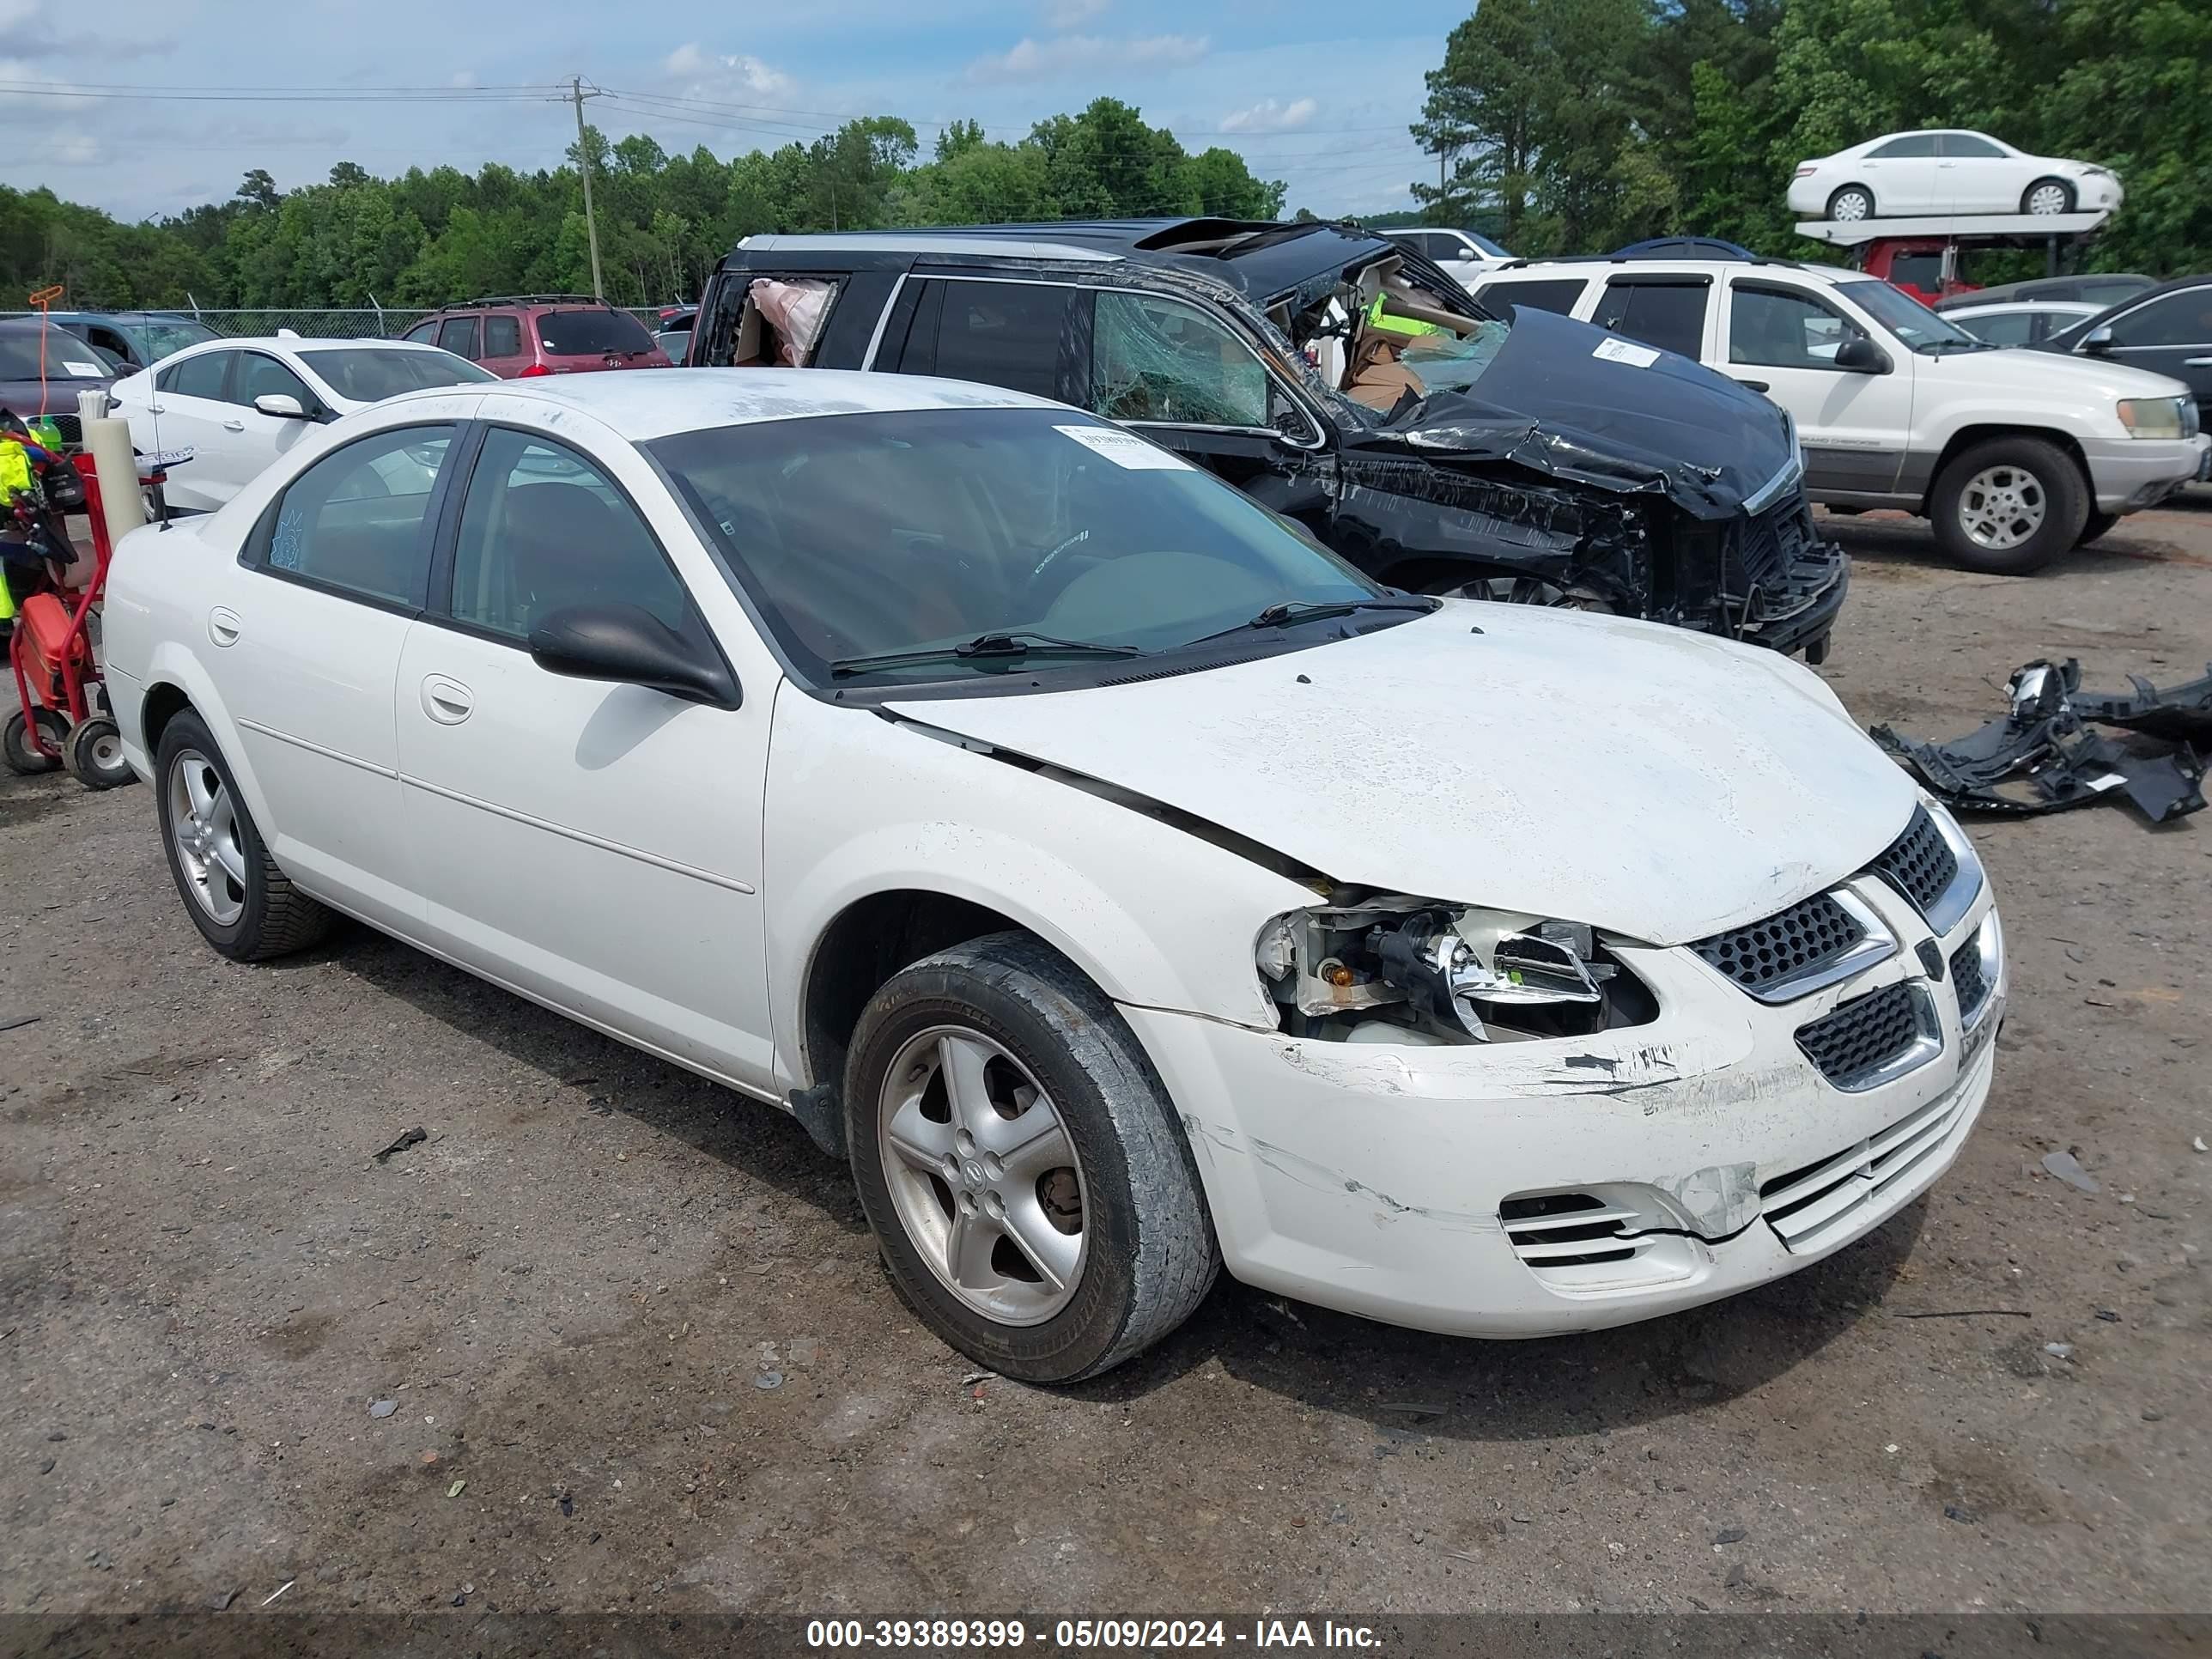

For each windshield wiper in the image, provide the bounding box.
[829,631,1142,678]
[1184,596,1437,647]
[1918,339,1993,356]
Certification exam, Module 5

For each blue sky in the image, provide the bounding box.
[0,0,1459,223]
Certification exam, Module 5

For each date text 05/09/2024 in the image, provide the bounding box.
[805,1620,1382,1650]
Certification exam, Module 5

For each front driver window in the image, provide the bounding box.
[263,425,453,607]
[234,353,314,410]
[1729,288,1850,370]
[1091,291,1270,428]
[447,428,690,642]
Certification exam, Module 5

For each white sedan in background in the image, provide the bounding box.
[1789,131,2124,222]
[108,337,494,512]
[100,371,2002,1382]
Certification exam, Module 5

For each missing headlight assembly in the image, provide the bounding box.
[1254,898,1657,1044]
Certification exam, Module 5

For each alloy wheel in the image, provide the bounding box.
[1959,465,2047,551]
[167,748,247,925]
[876,1025,1088,1326]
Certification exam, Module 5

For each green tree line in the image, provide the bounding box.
[1413,0,2211,274]
[0,97,1286,312]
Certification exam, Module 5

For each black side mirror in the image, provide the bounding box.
[1835,336,1890,374]
[2081,325,2115,355]
[528,603,740,708]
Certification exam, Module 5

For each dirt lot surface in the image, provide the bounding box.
[3,493,2208,1623]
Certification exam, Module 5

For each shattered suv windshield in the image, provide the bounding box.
[653,407,1397,686]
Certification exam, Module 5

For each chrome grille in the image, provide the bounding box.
[1795,982,1922,1088]
[1692,892,1867,997]
[1871,805,1958,916]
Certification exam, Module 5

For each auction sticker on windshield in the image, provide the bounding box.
[1056,424,1190,469]
[1592,337,1661,368]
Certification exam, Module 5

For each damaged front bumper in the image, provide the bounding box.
[1123,871,2001,1338]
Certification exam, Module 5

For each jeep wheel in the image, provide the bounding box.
[1929,437,2088,574]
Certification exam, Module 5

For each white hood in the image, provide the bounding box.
[887,607,1920,946]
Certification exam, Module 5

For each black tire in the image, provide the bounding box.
[154,709,331,961]
[1929,435,2089,574]
[2078,510,2120,545]
[63,715,134,790]
[1419,570,1612,611]
[3,707,66,775]
[2021,176,2074,216]
[843,931,1218,1383]
[1827,184,1875,222]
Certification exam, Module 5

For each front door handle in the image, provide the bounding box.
[421,674,474,725]
[208,606,241,647]
[222,419,246,432]
[1731,377,1771,392]
[2184,356,2212,368]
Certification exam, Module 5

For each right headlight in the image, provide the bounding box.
[2118,396,2187,441]
[1254,896,1656,1046]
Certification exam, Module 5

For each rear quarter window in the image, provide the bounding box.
[1474,278,1589,317]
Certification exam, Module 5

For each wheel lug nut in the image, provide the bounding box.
[983,1192,1004,1219]
[955,1129,975,1154]
[983,1153,1005,1180]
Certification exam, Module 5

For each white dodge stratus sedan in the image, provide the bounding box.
[102,372,2005,1382]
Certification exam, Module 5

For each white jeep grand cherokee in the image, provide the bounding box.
[102,371,2005,1381]
[1471,254,2209,574]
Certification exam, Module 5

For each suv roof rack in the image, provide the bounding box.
[1495,245,1803,272]
[449,294,608,310]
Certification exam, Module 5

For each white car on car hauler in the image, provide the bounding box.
[102,372,2005,1382]
[1787,131,2124,222]
[1468,254,2209,573]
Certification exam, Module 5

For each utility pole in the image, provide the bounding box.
[571,76,605,300]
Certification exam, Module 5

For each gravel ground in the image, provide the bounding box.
[2,492,2207,1620]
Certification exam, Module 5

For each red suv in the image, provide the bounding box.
[402,295,672,378]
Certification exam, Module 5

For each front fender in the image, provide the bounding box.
[764,686,1314,1091]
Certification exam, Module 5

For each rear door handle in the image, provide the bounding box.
[421,674,474,725]
[2184,356,2212,367]
[222,419,246,432]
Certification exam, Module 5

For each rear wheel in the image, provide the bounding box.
[844,932,1218,1383]
[1929,436,2088,574]
[155,711,331,960]
[1827,185,1875,222]
[3,707,66,775]
[63,715,133,790]
[2022,178,2074,216]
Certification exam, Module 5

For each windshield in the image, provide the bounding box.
[535,308,654,356]
[1462,230,1510,258]
[138,320,219,362]
[298,347,497,401]
[651,407,1388,686]
[1838,280,1985,353]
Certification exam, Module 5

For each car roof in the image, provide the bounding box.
[1482,258,1863,285]
[1944,299,2097,315]
[738,217,1399,304]
[383,366,1060,441]
[2045,270,2212,347]
[1936,273,2156,309]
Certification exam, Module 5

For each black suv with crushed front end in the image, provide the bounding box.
[690,218,1848,658]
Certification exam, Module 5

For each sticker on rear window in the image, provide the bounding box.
[1592,337,1661,368]
[62,360,105,378]
[1054,424,1188,470]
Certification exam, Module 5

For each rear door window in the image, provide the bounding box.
[896,280,1070,400]
[1592,279,1710,358]
[1090,290,1270,428]
[437,317,481,359]
[1868,135,1939,158]
[167,350,233,400]
[1474,278,1587,317]
[256,425,454,609]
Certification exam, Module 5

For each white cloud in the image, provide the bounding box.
[964,33,1209,86]
[664,42,793,96]
[1219,96,1316,134]
[1043,0,1110,27]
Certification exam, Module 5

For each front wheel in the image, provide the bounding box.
[2078,510,2120,546]
[844,932,1218,1383]
[1421,572,1613,611]
[1929,437,2088,574]
[2022,178,2074,216]
[155,710,331,960]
